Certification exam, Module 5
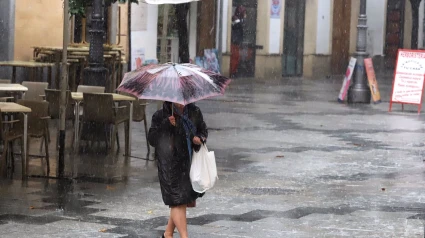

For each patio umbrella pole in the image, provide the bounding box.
[157,4,170,110]
[160,4,169,64]
[58,0,70,178]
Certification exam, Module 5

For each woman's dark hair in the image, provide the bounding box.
[232,5,246,21]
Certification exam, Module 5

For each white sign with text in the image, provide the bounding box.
[391,50,425,105]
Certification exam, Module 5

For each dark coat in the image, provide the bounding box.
[231,20,244,45]
[148,102,208,206]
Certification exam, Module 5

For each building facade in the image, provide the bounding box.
[1,0,422,80]
[219,0,422,79]
[0,0,131,62]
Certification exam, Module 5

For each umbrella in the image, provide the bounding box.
[143,0,199,4]
[117,63,231,105]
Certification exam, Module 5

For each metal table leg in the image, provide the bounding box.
[22,113,28,179]
[48,66,53,87]
[30,68,35,82]
[73,102,80,150]
[12,66,16,84]
[55,52,61,89]
[126,102,133,156]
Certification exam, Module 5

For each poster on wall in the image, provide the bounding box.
[389,50,425,113]
[270,0,281,19]
[338,57,357,102]
[131,48,145,71]
[204,49,220,73]
[364,58,381,104]
[269,0,281,54]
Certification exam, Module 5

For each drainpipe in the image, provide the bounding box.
[217,0,223,73]
[109,2,119,45]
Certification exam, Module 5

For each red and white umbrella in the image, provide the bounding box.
[143,0,199,4]
[117,63,230,105]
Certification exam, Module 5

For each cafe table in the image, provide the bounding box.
[0,61,54,84]
[33,46,122,88]
[0,102,31,179]
[0,84,28,99]
[71,92,135,156]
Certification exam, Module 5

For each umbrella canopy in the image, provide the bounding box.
[117,63,230,105]
[144,0,199,4]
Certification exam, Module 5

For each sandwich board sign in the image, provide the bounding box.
[364,58,381,104]
[389,49,425,114]
[338,57,357,102]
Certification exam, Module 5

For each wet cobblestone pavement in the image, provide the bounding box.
[2,76,425,237]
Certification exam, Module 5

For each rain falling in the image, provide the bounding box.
[0,0,424,237]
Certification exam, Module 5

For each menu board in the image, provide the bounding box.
[390,50,425,113]
[364,58,381,104]
[338,57,357,102]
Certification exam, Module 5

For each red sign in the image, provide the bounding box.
[364,58,381,103]
[389,49,425,114]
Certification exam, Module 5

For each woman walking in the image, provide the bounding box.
[148,101,208,238]
[230,5,247,78]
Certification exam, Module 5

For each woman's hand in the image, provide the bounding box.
[192,136,202,145]
[169,116,176,127]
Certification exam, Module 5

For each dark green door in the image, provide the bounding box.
[282,0,305,76]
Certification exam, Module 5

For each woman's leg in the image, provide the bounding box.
[164,215,175,238]
[230,44,240,76]
[170,205,188,238]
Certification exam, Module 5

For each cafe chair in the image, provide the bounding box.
[44,89,75,149]
[17,100,50,176]
[76,85,106,117]
[119,92,150,155]
[22,81,48,102]
[77,85,105,93]
[79,94,129,152]
[0,110,25,177]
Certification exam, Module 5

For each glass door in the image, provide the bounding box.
[282,0,305,76]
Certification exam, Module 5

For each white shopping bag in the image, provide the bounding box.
[190,144,218,193]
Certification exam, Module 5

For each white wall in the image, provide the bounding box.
[366,0,386,56]
[216,0,221,50]
[222,0,229,53]
[189,2,198,61]
[131,3,158,69]
[315,0,331,54]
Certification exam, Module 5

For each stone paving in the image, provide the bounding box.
[1,76,425,237]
